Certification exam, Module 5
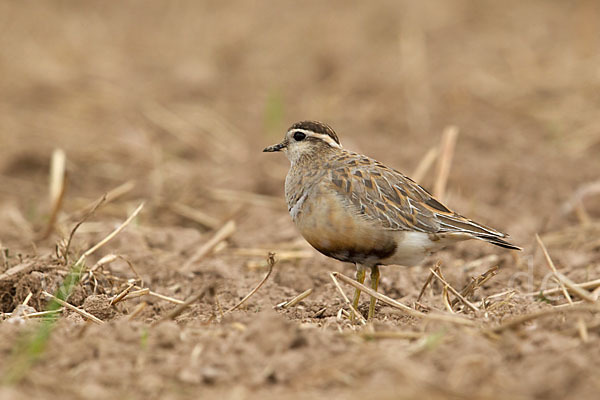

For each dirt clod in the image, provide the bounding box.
[83,295,116,321]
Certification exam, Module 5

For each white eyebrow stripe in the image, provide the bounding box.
[290,129,342,149]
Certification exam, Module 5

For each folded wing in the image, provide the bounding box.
[328,154,521,250]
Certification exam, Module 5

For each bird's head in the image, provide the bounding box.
[263,121,342,164]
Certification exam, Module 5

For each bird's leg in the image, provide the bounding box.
[368,265,380,320]
[351,264,366,320]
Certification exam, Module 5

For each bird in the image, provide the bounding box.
[263,120,521,320]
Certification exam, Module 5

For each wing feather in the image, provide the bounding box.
[327,152,521,250]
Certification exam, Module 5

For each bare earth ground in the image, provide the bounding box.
[1,1,600,399]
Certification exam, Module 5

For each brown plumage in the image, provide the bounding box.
[264,120,520,319]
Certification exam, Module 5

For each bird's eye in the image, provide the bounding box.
[293,132,306,141]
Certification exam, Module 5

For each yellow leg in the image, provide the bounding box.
[351,265,366,320]
[368,265,380,320]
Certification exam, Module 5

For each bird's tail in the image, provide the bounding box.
[474,234,522,250]
[436,214,522,251]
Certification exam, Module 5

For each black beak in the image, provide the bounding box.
[263,142,286,152]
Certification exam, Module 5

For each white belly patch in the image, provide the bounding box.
[385,231,435,266]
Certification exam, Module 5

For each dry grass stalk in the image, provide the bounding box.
[464,266,498,295]
[81,202,144,259]
[484,303,600,334]
[136,288,183,304]
[82,254,182,305]
[433,126,459,200]
[62,194,107,265]
[524,278,600,298]
[535,234,596,303]
[566,320,600,338]
[453,266,499,308]
[329,272,366,325]
[244,260,269,269]
[226,252,277,313]
[42,291,103,325]
[22,292,33,306]
[416,261,440,303]
[49,149,66,208]
[535,234,591,340]
[486,289,516,300]
[70,181,135,221]
[155,284,213,324]
[577,318,590,342]
[540,246,573,304]
[412,145,439,183]
[84,254,142,289]
[42,148,67,239]
[336,308,351,321]
[213,241,228,254]
[332,272,475,326]
[103,180,136,203]
[22,309,64,318]
[554,274,574,305]
[1,309,63,319]
[82,256,110,290]
[484,291,517,312]
[170,202,221,230]
[280,288,313,309]
[88,254,119,275]
[244,249,312,269]
[441,285,454,313]
[56,202,143,307]
[96,268,183,305]
[127,302,147,321]
[554,300,584,308]
[110,283,135,305]
[433,265,456,313]
[122,288,150,301]
[536,235,591,342]
[182,220,236,270]
[89,254,141,282]
[234,248,313,260]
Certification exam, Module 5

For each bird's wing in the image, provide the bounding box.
[327,154,520,250]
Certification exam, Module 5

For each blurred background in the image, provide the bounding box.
[1,0,599,247]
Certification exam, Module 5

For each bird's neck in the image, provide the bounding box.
[290,146,341,168]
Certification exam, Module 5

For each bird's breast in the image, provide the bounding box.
[290,184,398,265]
